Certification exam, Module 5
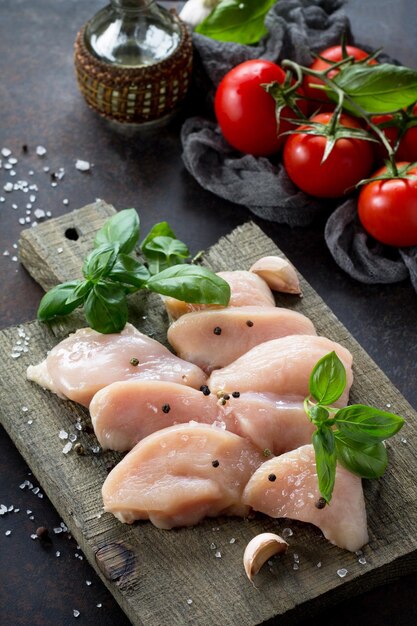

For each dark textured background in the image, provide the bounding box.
[0,1,416,624]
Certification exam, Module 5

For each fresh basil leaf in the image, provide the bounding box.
[108,254,150,289]
[195,0,275,45]
[332,64,417,114]
[309,351,346,405]
[65,280,93,306]
[37,281,83,321]
[145,236,189,261]
[335,433,388,479]
[312,428,337,504]
[84,281,128,334]
[140,221,177,251]
[335,404,405,442]
[94,208,139,254]
[146,265,231,305]
[309,404,329,425]
[82,243,119,281]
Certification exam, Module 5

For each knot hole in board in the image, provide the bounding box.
[65,227,80,241]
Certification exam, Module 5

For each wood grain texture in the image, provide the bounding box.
[1,204,416,626]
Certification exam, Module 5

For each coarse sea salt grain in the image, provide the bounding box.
[36,146,47,156]
[56,551,61,557]
[215,550,221,558]
[3,182,13,192]
[75,159,91,172]
[62,442,73,454]
[1,148,11,157]
[59,430,68,440]
[73,609,80,618]
[282,527,293,539]
[337,568,348,578]
[5,530,12,536]
[187,599,193,605]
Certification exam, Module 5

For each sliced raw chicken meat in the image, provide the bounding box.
[27,323,206,407]
[243,444,368,552]
[90,380,224,451]
[209,335,353,406]
[102,423,264,528]
[163,270,275,320]
[224,393,315,456]
[250,256,301,294]
[168,306,316,372]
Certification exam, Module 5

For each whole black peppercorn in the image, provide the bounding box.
[200,385,211,396]
[213,326,222,335]
[246,320,254,327]
[212,459,220,468]
[162,404,171,414]
[315,497,327,509]
[268,473,277,482]
[130,357,139,366]
[232,391,240,398]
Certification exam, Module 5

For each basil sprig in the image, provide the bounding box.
[305,351,405,504]
[195,0,275,45]
[37,209,230,333]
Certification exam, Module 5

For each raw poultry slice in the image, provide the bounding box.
[90,380,224,451]
[102,423,265,528]
[243,445,368,552]
[168,306,316,372]
[224,393,315,456]
[209,335,353,406]
[163,270,275,320]
[27,323,206,407]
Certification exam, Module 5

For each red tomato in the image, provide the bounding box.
[214,60,307,157]
[303,46,378,111]
[372,104,417,163]
[283,113,374,198]
[358,163,417,247]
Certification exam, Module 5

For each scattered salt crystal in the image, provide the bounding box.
[0,197,4,202]
[36,145,47,156]
[60,522,68,531]
[63,198,69,205]
[29,184,38,191]
[5,530,12,536]
[293,563,299,571]
[3,250,10,256]
[62,442,73,454]
[26,510,32,514]
[53,527,63,534]
[337,568,348,578]
[12,243,18,249]
[73,609,80,618]
[316,562,322,568]
[4,163,12,170]
[34,208,45,220]
[0,504,8,515]
[46,211,52,217]
[29,194,36,202]
[9,170,16,176]
[32,487,39,495]
[51,182,57,188]
[19,482,26,490]
[293,553,299,563]
[26,204,32,210]
[43,166,50,172]
[59,430,68,440]
[75,422,82,431]
[282,527,293,539]
[229,538,236,544]
[25,217,30,223]
[86,580,92,586]
[30,534,37,540]
[90,445,100,454]
[37,492,43,498]
[386,403,391,408]
[12,204,18,210]
[56,551,61,557]
[96,604,102,608]
[1,148,11,157]
[8,505,14,512]
[28,420,33,425]
[215,550,222,558]
[75,159,91,172]
[4,182,13,192]
[8,157,17,165]
[187,599,193,605]
[69,433,77,443]
[56,168,65,180]
[22,406,28,412]
[28,170,34,175]
[400,436,407,444]
[29,515,34,520]
[11,256,18,262]
[358,556,367,565]
[210,543,216,550]
[57,247,63,254]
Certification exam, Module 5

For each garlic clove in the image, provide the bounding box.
[179,0,220,29]
[250,256,301,295]
[244,532,288,582]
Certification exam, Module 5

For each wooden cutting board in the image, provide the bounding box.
[1,200,416,626]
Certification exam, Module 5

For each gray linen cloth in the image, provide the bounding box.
[181,0,417,292]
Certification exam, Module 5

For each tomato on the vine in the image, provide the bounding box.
[283,112,374,198]
[372,104,417,163]
[214,59,307,157]
[358,163,417,247]
[303,45,378,111]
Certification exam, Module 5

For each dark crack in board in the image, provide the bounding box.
[0,201,416,626]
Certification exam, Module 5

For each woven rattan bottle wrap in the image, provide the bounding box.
[74,18,192,124]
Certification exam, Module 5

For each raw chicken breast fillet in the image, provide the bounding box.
[209,335,353,406]
[102,423,264,528]
[224,393,316,456]
[163,270,275,320]
[90,380,222,451]
[27,323,206,407]
[168,306,316,372]
[243,444,368,552]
